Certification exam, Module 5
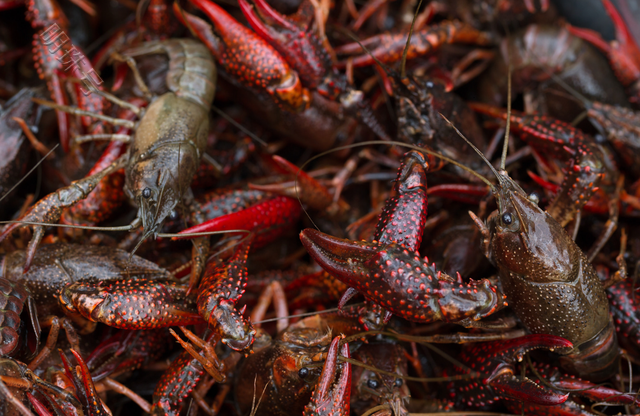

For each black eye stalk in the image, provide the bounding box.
[142,188,152,198]
[367,379,380,389]
[298,367,309,379]
[502,212,513,225]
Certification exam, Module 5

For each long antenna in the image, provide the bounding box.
[400,0,424,79]
[500,64,512,171]
[0,220,250,238]
[0,144,59,204]
[438,113,499,189]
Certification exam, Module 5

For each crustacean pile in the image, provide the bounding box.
[1,0,640,415]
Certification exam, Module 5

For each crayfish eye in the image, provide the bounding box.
[394,378,403,387]
[169,210,178,220]
[298,367,309,379]
[501,212,513,225]
[142,188,152,199]
[367,379,380,389]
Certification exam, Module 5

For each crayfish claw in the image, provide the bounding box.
[302,336,351,416]
[301,229,506,324]
[489,373,569,405]
[210,300,257,352]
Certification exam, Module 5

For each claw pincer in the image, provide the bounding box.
[60,279,202,330]
[446,334,573,408]
[196,239,256,352]
[178,0,310,112]
[301,150,506,326]
[238,0,331,90]
[300,230,504,324]
[302,336,351,416]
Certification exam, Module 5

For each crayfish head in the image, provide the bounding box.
[351,342,410,416]
[126,144,198,247]
[487,170,572,280]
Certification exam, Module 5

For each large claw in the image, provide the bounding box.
[175,0,310,112]
[176,195,302,249]
[468,102,610,227]
[238,0,331,88]
[490,374,568,406]
[532,361,640,407]
[196,239,256,352]
[450,335,573,408]
[152,348,208,415]
[59,279,203,330]
[303,336,351,416]
[300,228,506,324]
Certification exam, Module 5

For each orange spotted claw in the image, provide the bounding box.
[300,228,506,325]
[59,279,203,330]
[175,0,310,112]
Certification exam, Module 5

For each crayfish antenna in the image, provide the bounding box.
[438,113,498,191]
[500,65,512,171]
[400,0,424,79]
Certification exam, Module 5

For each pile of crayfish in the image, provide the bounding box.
[2,0,640,414]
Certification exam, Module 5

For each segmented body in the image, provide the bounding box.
[476,170,618,381]
[0,277,33,357]
[28,0,107,150]
[123,38,216,238]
